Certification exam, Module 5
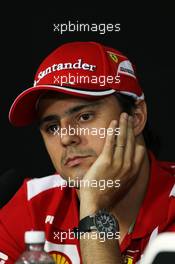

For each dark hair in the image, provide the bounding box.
[113,92,160,156]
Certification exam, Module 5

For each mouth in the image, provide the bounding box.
[64,155,91,168]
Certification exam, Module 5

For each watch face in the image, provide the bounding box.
[94,209,117,234]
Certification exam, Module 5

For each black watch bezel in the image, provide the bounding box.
[94,209,118,234]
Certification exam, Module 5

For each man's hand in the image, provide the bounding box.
[79,112,145,218]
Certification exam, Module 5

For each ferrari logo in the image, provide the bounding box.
[108,51,118,63]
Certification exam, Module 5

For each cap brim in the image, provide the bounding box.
[9,85,116,126]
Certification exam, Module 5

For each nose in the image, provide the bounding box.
[60,124,81,147]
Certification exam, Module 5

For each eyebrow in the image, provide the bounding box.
[38,101,102,128]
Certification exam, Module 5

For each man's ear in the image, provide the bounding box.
[132,100,147,136]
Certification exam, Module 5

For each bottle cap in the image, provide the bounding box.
[25,230,45,244]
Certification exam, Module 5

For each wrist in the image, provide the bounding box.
[80,202,98,220]
[79,192,99,219]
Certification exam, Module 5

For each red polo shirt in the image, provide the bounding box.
[0,152,174,264]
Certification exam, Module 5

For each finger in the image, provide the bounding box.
[132,141,145,175]
[123,115,135,167]
[101,120,118,161]
[114,112,128,165]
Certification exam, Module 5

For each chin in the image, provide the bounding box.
[59,158,95,183]
[70,167,88,181]
[62,164,90,182]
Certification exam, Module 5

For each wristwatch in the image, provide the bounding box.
[74,209,119,239]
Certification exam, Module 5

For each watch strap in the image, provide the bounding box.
[79,215,95,232]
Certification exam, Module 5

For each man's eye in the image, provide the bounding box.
[46,124,59,134]
[79,113,94,121]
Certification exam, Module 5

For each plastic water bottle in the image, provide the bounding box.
[15,230,55,263]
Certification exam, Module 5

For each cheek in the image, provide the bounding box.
[43,137,62,169]
[87,135,105,156]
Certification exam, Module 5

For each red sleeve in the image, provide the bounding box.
[165,195,175,232]
[0,179,34,263]
[159,192,175,233]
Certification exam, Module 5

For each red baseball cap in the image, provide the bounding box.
[9,41,144,126]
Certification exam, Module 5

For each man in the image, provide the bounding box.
[0,41,174,264]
